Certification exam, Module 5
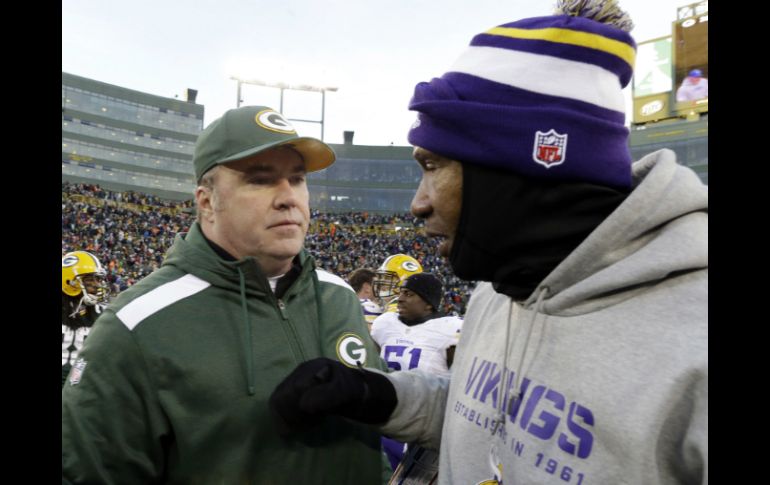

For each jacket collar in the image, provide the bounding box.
[163,222,313,297]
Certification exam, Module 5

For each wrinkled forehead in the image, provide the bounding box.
[223,148,306,174]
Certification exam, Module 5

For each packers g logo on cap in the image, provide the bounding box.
[336,332,367,367]
[255,109,297,134]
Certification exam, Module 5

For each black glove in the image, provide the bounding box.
[269,357,397,435]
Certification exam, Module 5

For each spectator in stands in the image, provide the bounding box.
[62,182,194,285]
[269,2,708,483]
[62,106,387,484]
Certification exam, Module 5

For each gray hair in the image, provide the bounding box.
[195,166,220,220]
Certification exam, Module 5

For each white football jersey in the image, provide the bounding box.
[359,298,383,324]
[62,325,90,366]
[371,311,463,378]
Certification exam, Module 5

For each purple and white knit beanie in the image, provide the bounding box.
[407,0,637,190]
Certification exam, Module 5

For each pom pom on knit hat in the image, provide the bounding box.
[554,0,634,32]
[407,0,637,190]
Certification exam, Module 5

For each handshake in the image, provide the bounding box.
[269,357,398,434]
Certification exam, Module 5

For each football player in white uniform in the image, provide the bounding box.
[372,273,462,377]
[347,268,382,331]
[62,250,109,388]
[371,272,462,470]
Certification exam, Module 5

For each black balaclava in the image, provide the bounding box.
[448,162,628,301]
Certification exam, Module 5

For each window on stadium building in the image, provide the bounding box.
[62,87,202,135]
[309,159,421,184]
[62,119,196,155]
[310,186,417,213]
[62,138,194,176]
[62,163,195,194]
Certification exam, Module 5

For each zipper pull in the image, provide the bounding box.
[277,299,288,319]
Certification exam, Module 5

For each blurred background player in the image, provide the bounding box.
[370,272,463,470]
[372,253,423,313]
[62,251,109,389]
[348,268,383,331]
[372,273,462,375]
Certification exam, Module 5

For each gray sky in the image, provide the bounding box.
[62,0,686,146]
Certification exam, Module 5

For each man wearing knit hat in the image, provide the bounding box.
[63,106,389,484]
[371,273,463,471]
[270,1,707,484]
[392,273,445,326]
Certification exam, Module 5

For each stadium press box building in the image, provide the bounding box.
[62,72,203,200]
[61,72,420,212]
[307,143,419,214]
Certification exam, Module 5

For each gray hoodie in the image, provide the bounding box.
[379,149,707,484]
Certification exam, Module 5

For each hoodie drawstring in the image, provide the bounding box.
[238,267,256,396]
[511,287,549,400]
[498,286,550,421]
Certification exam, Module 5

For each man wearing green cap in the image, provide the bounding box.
[62,106,388,484]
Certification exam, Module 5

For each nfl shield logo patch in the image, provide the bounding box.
[532,129,568,168]
[69,358,87,386]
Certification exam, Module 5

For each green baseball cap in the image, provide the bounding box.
[193,105,336,181]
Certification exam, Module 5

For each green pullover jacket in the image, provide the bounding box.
[62,222,387,484]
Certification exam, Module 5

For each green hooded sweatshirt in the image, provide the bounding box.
[62,222,388,484]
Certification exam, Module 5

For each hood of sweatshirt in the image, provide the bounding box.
[532,149,707,315]
[452,148,707,315]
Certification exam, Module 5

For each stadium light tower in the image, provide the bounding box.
[231,76,338,141]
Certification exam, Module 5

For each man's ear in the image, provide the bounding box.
[195,186,215,222]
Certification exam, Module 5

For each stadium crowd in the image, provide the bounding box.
[62,182,474,315]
